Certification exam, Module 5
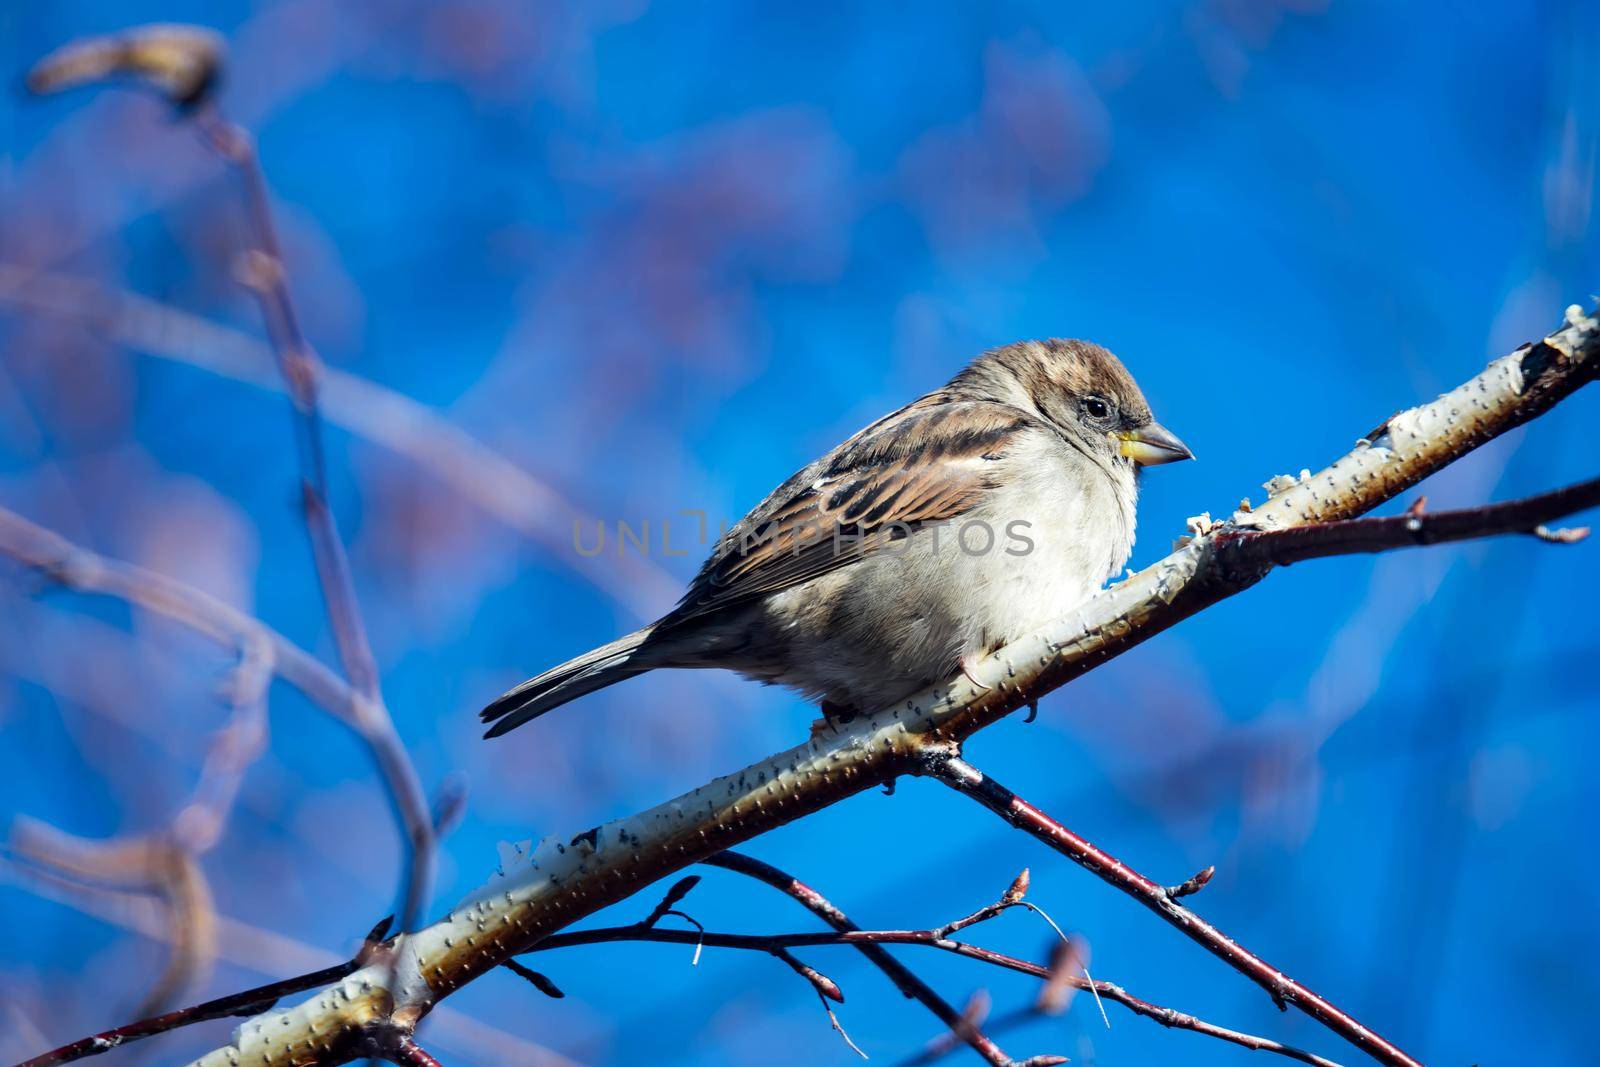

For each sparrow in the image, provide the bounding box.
[481,339,1191,738]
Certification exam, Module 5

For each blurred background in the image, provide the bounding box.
[2,2,1597,1064]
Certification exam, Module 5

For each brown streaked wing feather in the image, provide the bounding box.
[662,400,1033,624]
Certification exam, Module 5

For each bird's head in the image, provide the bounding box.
[955,338,1194,471]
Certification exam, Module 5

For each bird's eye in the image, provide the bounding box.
[1083,397,1112,421]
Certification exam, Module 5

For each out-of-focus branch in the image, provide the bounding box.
[7,827,220,1017]
[13,917,391,1067]
[891,935,1346,1067]
[23,24,221,109]
[0,265,683,618]
[20,18,437,939]
[184,100,433,936]
[0,504,443,1007]
[3,508,273,1014]
[893,941,1079,1067]
[0,857,581,1067]
[0,506,388,775]
[143,305,1597,1067]
[4,581,272,1011]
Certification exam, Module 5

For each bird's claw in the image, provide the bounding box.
[960,656,992,691]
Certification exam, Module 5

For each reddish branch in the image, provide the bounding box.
[1222,476,1598,565]
[383,1038,444,1067]
[925,754,1390,1065]
[0,263,685,620]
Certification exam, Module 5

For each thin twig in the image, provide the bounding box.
[525,915,1340,1066]
[186,106,434,938]
[896,939,1093,1067]
[641,876,702,928]
[705,851,1016,1067]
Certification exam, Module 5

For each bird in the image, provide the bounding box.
[481,339,1191,738]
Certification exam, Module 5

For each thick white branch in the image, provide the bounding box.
[182,306,1599,1067]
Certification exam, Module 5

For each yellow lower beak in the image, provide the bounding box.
[1118,422,1194,466]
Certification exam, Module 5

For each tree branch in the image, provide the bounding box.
[187,102,434,937]
[7,826,220,1018]
[0,859,580,1067]
[136,304,1595,1067]
[2,515,279,1013]
[382,1038,443,1067]
[1220,476,1598,565]
[922,755,1375,1061]
[0,507,413,816]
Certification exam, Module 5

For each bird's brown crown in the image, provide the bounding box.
[950,338,1154,427]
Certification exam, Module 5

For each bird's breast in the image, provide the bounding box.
[959,448,1137,644]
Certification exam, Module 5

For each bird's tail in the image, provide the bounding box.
[480,625,654,738]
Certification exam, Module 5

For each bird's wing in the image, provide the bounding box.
[662,399,1035,626]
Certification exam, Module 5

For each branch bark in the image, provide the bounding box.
[130,305,1596,1067]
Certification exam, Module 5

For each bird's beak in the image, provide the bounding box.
[1118,422,1194,466]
